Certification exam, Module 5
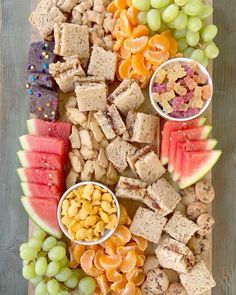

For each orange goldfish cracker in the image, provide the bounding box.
[131,53,149,76]
[115,0,127,11]
[106,269,123,282]
[124,36,148,54]
[100,254,122,270]
[144,49,169,66]
[132,25,149,38]
[132,235,148,251]
[119,250,137,272]
[127,6,139,26]
[148,34,170,52]
[114,225,132,244]
[118,58,131,80]
[80,249,95,273]
[96,274,110,295]
[107,2,118,14]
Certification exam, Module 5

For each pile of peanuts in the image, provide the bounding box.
[70,0,116,51]
[61,183,118,242]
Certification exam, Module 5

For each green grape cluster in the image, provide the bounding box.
[19,228,96,295]
[132,0,219,67]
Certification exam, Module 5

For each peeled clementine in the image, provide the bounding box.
[115,0,127,11]
[114,225,132,244]
[131,53,149,76]
[127,6,139,26]
[144,49,169,66]
[119,250,137,273]
[96,274,110,295]
[132,235,148,251]
[124,36,148,54]
[132,25,150,38]
[118,58,131,80]
[73,244,86,263]
[148,34,170,52]
[99,254,122,270]
[106,269,123,282]
[80,250,95,273]
[111,277,128,293]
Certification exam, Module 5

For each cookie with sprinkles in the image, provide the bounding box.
[26,73,57,91]
[26,42,57,74]
[27,85,59,121]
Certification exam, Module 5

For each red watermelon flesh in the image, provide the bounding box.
[168,125,212,173]
[17,150,63,171]
[19,134,65,158]
[17,168,62,189]
[172,139,218,181]
[21,182,61,200]
[27,119,71,155]
[178,150,222,189]
[161,117,206,165]
[21,196,61,238]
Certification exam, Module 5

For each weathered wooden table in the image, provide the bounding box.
[0,0,235,294]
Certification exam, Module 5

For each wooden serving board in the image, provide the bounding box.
[28,1,213,294]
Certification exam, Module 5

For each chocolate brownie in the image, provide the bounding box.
[26,73,57,91]
[26,42,57,74]
[27,86,59,121]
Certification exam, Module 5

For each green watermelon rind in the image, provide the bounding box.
[21,196,62,239]
[178,150,222,189]
[21,183,31,196]
[19,136,30,151]
[17,168,27,182]
[17,150,29,167]
[27,119,37,134]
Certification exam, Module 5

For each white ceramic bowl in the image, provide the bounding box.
[57,181,120,245]
[149,57,213,121]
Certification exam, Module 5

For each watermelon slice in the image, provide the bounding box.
[178,150,222,189]
[27,119,71,155]
[17,150,63,171]
[19,134,65,158]
[21,196,61,238]
[168,125,212,173]
[161,117,206,165]
[17,168,62,188]
[172,139,218,181]
[21,183,61,200]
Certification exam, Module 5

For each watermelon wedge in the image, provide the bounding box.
[17,150,63,171]
[21,196,62,238]
[161,117,206,165]
[178,150,222,189]
[19,134,65,158]
[172,139,218,181]
[21,183,61,200]
[168,125,212,173]
[17,168,62,188]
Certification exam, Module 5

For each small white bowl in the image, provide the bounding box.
[57,181,120,245]
[149,57,213,121]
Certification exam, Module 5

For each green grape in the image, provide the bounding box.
[200,5,213,19]
[201,25,218,43]
[201,56,209,68]
[205,44,219,59]
[22,261,36,280]
[20,247,38,261]
[188,16,202,32]
[58,256,69,268]
[79,277,97,295]
[174,0,189,6]
[37,251,47,258]
[48,246,66,262]
[190,49,205,63]
[159,21,168,32]
[55,267,72,282]
[28,238,42,251]
[167,20,176,29]
[58,291,69,295]
[35,257,47,276]
[22,260,29,266]
[46,261,60,277]
[173,11,188,30]
[147,9,161,31]
[149,29,157,36]
[35,281,47,295]
[42,236,57,252]
[29,275,42,285]
[183,0,204,16]
[47,279,60,295]
[33,228,47,242]
[162,4,179,23]
[137,11,147,24]
[186,30,200,46]
[65,275,79,289]
[150,0,171,9]
[178,38,188,51]
[72,269,86,281]
[132,0,150,11]
[57,241,67,248]
[184,47,195,57]
[173,29,187,39]
[19,243,28,252]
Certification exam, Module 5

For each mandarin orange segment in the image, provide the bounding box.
[114,10,122,20]
[144,49,169,66]
[106,269,123,282]
[131,53,149,76]
[116,245,137,256]
[104,235,124,255]
[94,249,106,271]
[148,34,170,52]
[125,267,139,281]
[73,244,86,263]
[118,58,131,80]
[132,25,149,38]
[129,70,140,81]
[88,265,104,277]
[132,235,148,251]
[161,30,173,38]
[107,2,117,14]
[126,0,132,7]
[100,254,122,270]
[168,37,179,57]
[136,254,146,267]
[124,36,148,54]
[113,37,125,52]
[132,271,145,286]
[80,249,95,273]
[114,225,132,244]
[119,47,131,59]
[135,287,142,295]
[111,277,128,293]
[96,274,110,295]
[115,0,127,11]
[119,10,132,36]
[119,250,137,273]
[68,245,79,268]
[94,287,103,295]
[119,204,128,225]
[122,281,136,295]
[127,6,139,26]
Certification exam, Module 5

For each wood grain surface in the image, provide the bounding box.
[0,0,236,295]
